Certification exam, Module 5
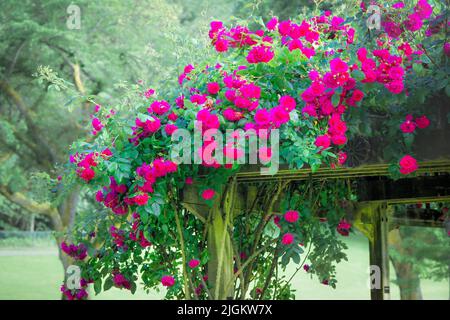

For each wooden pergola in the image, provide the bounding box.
[182,159,450,299]
[236,159,450,300]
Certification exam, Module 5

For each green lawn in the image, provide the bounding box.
[0,232,447,300]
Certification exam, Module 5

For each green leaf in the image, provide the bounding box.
[351,69,365,81]
[141,210,149,224]
[104,277,113,291]
[151,203,161,216]
[292,252,301,264]
[445,85,450,97]
[412,63,424,75]
[331,92,340,107]
[130,282,137,294]
[94,279,102,295]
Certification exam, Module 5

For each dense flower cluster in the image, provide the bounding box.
[109,213,152,251]
[209,21,267,53]
[400,114,430,133]
[113,271,131,290]
[372,0,434,36]
[129,212,152,248]
[95,177,129,215]
[60,241,87,260]
[357,47,407,94]
[134,158,178,198]
[110,225,127,249]
[60,278,91,300]
[71,152,97,182]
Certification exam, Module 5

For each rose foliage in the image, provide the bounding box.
[59,0,449,299]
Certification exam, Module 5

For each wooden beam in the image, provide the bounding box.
[233,160,450,182]
[357,174,450,202]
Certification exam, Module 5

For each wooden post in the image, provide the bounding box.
[181,180,238,299]
[369,202,390,300]
[207,201,234,299]
[207,179,237,300]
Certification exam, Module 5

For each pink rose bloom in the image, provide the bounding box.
[338,151,347,165]
[95,190,104,202]
[404,13,423,32]
[113,273,131,290]
[161,275,175,287]
[175,96,185,108]
[279,95,296,112]
[190,94,207,105]
[164,124,178,135]
[282,233,294,245]
[185,177,193,185]
[144,88,155,98]
[414,0,433,20]
[314,135,331,151]
[278,20,292,36]
[330,58,349,73]
[266,17,278,31]
[246,45,274,64]
[284,210,299,223]
[331,134,347,146]
[207,82,220,95]
[337,220,351,236]
[101,148,112,157]
[224,89,236,102]
[150,100,171,115]
[134,193,149,206]
[92,118,103,131]
[184,64,194,74]
[352,90,364,102]
[223,108,243,122]
[79,167,95,182]
[168,112,178,121]
[399,155,418,175]
[210,21,223,33]
[254,109,271,126]
[400,116,416,133]
[270,106,290,127]
[392,2,405,9]
[415,115,430,129]
[215,39,229,52]
[202,189,215,200]
[188,259,200,269]
[385,81,404,94]
[444,43,450,57]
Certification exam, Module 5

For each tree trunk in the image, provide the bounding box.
[388,228,423,300]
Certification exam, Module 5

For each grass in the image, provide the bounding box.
[0,232,447,300]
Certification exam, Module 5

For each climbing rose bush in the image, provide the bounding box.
[58,0,447,300]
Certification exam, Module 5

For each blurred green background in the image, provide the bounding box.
[0,231,448,299]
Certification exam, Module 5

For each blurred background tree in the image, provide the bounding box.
[0,0,232,287]
[0,0,295,292]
